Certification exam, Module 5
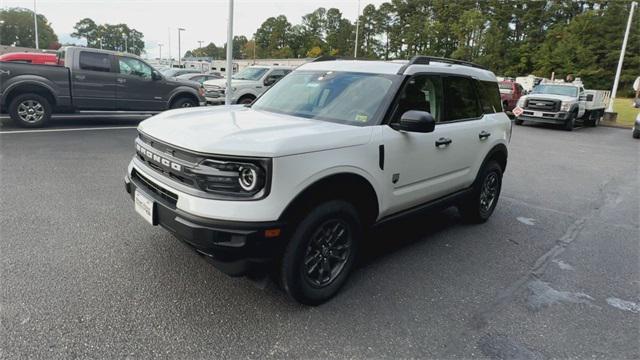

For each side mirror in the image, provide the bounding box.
[263,76,278,86]
[151,70,162,80]
[390,110,435,133]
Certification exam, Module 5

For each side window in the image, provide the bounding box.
[118,57,152,80]
[443,76,482,121]
[477,80,503,114]
[392,75,442,123]
[267,69,288,81]
[79,52,111,72]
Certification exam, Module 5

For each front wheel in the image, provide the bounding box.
[564,112,576,131]
[280,200,361,305]
[9,94,52,128]
[170,97,197,109]
[458,161,503,223]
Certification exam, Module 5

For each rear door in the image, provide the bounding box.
[72,51,117,110]
[115,56,167,111]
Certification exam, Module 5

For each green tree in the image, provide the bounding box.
[0,8,58,49]
[71,19,145,55]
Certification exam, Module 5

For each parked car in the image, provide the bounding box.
[514,82,609,131]
[175,73,222,84]
[161,68,201,78]
[0,52,59,65]
[499,81,524,112]
[203,65,293,105]
[633,113,640,139]
[0,47,206,127]
[124,56,511,304]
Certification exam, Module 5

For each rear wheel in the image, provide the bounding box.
[633,130,640,139]
[280,200,360,305]
[458,161,503,223]
[171,97,197,109]
[9,93,52,128]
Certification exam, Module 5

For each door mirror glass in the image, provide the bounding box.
[390,110,435,133]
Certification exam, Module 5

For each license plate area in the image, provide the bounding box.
[135,190,155,225]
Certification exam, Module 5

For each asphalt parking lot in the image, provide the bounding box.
[1,117,638,359]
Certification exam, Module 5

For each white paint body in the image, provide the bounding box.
[129,59,511,222]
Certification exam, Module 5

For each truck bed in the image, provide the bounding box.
[0,61,71,109]
[584,89,610,110]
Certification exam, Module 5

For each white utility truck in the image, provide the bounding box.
[513,80,609,131]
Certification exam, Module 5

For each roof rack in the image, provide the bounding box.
[396,56,488,74]
[312,55,355,62]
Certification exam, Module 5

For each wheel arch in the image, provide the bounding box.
[481,143,508,175]
[278,172,380,228]
[3,81,57,110]
[168,88,200,108]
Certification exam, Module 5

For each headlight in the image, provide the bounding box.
[186,158,269,198]
[560,102,572,111]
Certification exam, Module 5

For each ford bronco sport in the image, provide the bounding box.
[124,56,511,305]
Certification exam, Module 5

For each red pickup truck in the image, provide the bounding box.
[499,81,524,112]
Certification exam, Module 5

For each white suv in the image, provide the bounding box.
[203,65,293,105]
[125,56,511,305]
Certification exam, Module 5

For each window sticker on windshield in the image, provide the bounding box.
[306,83,320,87]
[355,113,368,122]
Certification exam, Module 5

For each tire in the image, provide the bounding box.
[633,130,640,139]
[237,96,255,105]
[514,119,524,125]
[564,111,576,131]
[170,97,197,109]
[458,161,503,224]
[280,200,361,305]
[9,93,52,128]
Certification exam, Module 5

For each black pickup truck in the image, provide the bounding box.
[0,47,206,127]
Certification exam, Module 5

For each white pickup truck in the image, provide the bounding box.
[203,65,293,105]
[514,82,610,131]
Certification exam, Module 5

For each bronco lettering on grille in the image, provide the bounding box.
[136,143,182,171]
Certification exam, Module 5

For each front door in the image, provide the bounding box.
[115,56,167,111]
[72,51,117,110]
[382,74,485,215]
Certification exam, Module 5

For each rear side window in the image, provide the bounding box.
[443,76,481,121]
[79,52,111,72]
[477,80,503,114]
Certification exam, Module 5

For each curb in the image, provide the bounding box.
[600,122,633,129]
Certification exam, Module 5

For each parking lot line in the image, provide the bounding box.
[0,126,138,134]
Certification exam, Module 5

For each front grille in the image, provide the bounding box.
[525,98,560,112]
[132,169,178,206]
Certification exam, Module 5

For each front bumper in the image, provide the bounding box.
[124,173,286,276]
[517,110,570,125]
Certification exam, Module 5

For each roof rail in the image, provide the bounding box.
[397,55,488,74]
[312,55,357,62]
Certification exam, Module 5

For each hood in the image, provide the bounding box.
[203,78,254,88]
[523,94,576,102]
[137,106,373,158]
[166,77,201,90]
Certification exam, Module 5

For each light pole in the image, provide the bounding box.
[198,40,204,49]
[178,28,185,67]
[168,28,172,67]
[354,0,360,58]
[606,1,637,114]
[33,0,39,49]
[158,43,163,62]
[225,0,234,105]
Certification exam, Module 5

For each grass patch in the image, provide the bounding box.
[610,98,639,127]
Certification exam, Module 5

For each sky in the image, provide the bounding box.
[2,0,386,58]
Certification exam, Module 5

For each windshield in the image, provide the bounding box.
[252,70,398,126]
[232,67,268,80]
[532,84,578,97]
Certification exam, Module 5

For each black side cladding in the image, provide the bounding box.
[379,145,385,170]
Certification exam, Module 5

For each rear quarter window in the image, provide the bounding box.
[477,80,503,114]
[79,52,111,72]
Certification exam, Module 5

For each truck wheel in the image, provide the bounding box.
[458,161,503,224]
[281,200,361,305]
[171,97,197,109]
[9,94,52,128]
[237,96,255,105]
[514,119,524,125]
[633,130,640,139]
[564,111,576,131]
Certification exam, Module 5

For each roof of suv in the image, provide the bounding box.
[298,58,497,81]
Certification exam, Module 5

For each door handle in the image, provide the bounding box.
[117,78,127,83]
[435,137,452,147]
[74,75,85,80]
[479,131,491,140]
